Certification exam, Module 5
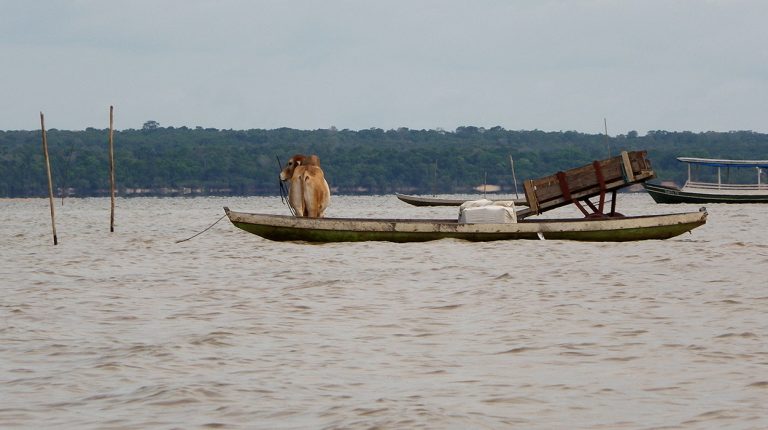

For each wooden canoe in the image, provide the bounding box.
[395,193,527,207]
[224,207,707,243]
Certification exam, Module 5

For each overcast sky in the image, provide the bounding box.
[2,0,766,134]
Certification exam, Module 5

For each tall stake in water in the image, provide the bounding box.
[40,112,58,245]
[432,161,438,196]
[109,106,116,232]
[509,155,519,199]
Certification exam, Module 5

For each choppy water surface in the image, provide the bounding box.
[1,194,767,429]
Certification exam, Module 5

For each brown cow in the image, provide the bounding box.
[279,154,330,217]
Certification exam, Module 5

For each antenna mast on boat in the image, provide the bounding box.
[604,118,611,158]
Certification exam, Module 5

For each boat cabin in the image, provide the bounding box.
[678,157,768,195]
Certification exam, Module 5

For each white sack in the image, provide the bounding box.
[458,199,517,224]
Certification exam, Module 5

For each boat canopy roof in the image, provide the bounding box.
[677,157,768,168]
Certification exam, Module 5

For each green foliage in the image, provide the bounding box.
[1,127,767,197]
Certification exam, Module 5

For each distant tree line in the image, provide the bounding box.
[1,124,767,198]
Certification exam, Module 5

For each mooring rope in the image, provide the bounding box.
[279,180,297,216]
[175,213,227,243]
[276,155,297,216]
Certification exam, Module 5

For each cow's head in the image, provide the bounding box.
[280,154,321,181]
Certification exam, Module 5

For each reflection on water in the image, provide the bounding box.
[1,194,767,429]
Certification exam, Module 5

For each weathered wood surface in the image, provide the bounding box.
[224,207,707,243]
[519,150,655,218]
[109,105,116,233]
[41,112,58,245]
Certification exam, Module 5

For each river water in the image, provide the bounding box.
[1,194,766,429]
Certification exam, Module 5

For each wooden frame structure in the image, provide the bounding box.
[518,151,655,219]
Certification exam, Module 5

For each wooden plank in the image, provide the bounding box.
[621,150,635,182]
[523,180,539,214]
[530,153,648,202]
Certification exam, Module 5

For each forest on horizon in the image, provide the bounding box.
[1,124,767,198]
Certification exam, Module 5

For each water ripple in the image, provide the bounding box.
[1,195,767,429]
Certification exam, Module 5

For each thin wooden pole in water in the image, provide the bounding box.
[432,161,437,196]
[40,112,58,245]
[509,155,519,199]
[109,105,116,232]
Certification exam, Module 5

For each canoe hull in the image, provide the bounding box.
[224,208,707,243]
[395,193,526,207]
[644,183,768,204]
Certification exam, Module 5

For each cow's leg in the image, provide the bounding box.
[288,176,305,217]
[303,176,317,217]
[317,179,330,217]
